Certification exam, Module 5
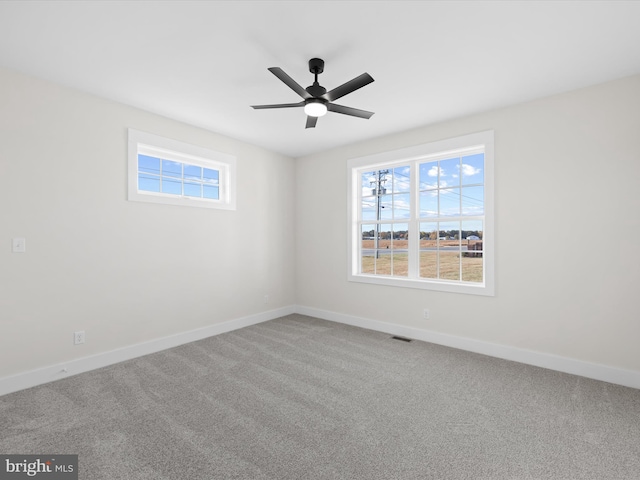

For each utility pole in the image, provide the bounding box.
[370,170,389,259]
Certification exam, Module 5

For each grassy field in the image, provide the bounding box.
[361,240,483,282]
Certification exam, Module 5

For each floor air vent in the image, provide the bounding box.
[391,336,412,342]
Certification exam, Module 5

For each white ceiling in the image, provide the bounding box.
[1,1,640,158]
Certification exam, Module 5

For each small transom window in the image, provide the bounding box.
[128,129,236,210]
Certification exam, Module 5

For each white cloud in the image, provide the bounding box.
[461,164,481,176]
[394,177,411,191]
[462,205,484,215]
[428,166,440,177]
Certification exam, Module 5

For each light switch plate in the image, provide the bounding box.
[12,237,26,253]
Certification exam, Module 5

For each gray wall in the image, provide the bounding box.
[0,68,296,378]
[2,67,639,382]
[295,75,640,373]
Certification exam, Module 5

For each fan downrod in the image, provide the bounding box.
[306,58,327,97]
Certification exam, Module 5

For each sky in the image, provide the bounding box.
[137,154,220,200]
[360,153,484,235]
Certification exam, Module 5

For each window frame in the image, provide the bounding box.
[127,129,236,210]
[347,131,494,296]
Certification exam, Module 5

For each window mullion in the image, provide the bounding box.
[181,162,185,197]
[408,163,419,278]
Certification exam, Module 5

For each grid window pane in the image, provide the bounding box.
[392,224,409,246]
[392,253,409,277]
[161,177,182,195]
[362,197,377,221]
[203,185,219,199]
[362,224,375,248]
[439,221,460,242]
[461,153,484,185]
[184,182,202,198]
[462,220,483,242]
[420,251,437,279]
[375,253,392,275]
[439,188,460,216]
[139,173,160,192]
[419,191,438,218]
[419,223,438,243]
[379,194,393,220]
[439,157,460,188]
[462,254,483,282]
[184,165,202,181]
[378,224,392,250]
[419,163,439,190]
[162,160,182,178]
[204,168,219,184]
[361,171,377,195]
[462,219,483,282]
[361,253,375,274]
[439,251,460,281]
[393,193,411,219]
[393,166,411,193]
[139,155,160,175]
[461,186,484,215]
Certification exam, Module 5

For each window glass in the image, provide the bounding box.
[347,131,493,295]
[461,153,484,186]
[139,174,160,193]
[184,165,202,181]
[438,157,460,188]
[139,155,160,175]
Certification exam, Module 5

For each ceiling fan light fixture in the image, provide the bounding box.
[251,59,374,128]
[304,100,328,117]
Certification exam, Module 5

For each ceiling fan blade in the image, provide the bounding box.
[268,67,312,100]
[327,103,374,119]
[251,101,305,110]
[324,73,374,102]
[305,116,318,129]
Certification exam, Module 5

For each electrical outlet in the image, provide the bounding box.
[264,294,269,304]
[74,331,85,345]
[423,309,430,319]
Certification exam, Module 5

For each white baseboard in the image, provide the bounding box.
[0,306,295,397]
[295,305,640,390]
[3,304,639,396]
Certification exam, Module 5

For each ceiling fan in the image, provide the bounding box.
[251,58,375,129]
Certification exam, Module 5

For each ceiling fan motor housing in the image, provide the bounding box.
[306,84,327,97]
[308,58,324,74]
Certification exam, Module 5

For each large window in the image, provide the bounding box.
[128,129,236,210]
[348,131,494,296]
